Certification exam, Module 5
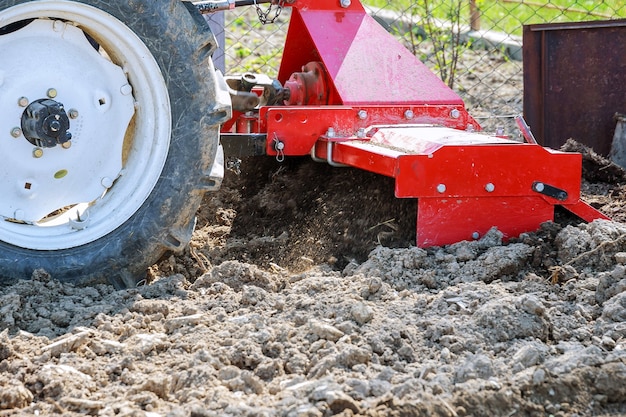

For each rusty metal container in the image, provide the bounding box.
[523,19,626,156]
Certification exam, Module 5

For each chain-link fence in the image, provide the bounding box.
[212,1,625,136]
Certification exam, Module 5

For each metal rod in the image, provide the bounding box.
[235,0,273,5]
[191,0,273,14]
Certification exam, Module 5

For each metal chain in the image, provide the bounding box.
[253,0,284,25]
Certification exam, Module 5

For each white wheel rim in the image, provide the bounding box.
[0,0,170,250]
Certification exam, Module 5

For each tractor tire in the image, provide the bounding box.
[0,0,228,288]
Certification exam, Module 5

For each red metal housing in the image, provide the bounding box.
[222,0,608,247]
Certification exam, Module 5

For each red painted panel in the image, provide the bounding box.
[278,3,465,106]
[417,196,554,247]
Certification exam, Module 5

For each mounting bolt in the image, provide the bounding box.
[356,128,366,138]
[450,109,460,119]
[61,141,72,149]
[101,177,113,189]
[340,0,351,7]
[120,84,133,96]
[466,124,475,132]
[68,109,79,119]
[10,127,22,138]
[18,97,29,107]
[436,184,446,193]
[533,182,545,192]
[33,148,44,158]
[357,110,368,120]
[472,232,480,240]
[404,110,414,120]
[47,88,57,99]
[485,183,495,192]
[326,127,335,138]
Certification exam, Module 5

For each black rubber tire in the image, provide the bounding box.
[0,0,225,288]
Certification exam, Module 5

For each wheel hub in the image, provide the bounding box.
[21,98,72,148]
[0,0,171,251]
[0,18,134,228]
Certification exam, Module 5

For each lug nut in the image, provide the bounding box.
[47,88,57,98]
[68,109,79,119]
[18,97,29,107]
[120,84,133,96]
[33,148,44,158]
[61,141,72,149]
[14,210,25,221]
[101,177,113,189]
[10,127,22,138]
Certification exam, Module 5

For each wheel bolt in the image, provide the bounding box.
[14,210,25,221]
[61,141,72,149]
[33,148,43,158]
[68,109,79,119]
[10,127,22,138]
[101,177,113,189]
[47,88,58,98]
[120,84,133,96]
[18,97,29,107]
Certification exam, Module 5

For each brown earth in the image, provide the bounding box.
[2,16,626,417]
[2,136,626,416]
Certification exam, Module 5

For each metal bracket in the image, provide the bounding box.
[532,181,568,201]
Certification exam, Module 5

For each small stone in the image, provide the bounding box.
[615,252,626,264]
[601,336,616,350]
[42,331,91,357]
[368,278,382,294]
[533,368,546,385]
[370,379,392,396]
[309,320,344,342]
[519,294,545,316]
[325,391,361,414]
[440,347,451,361]
[513,344,545,369]
[351,303,374,325]
[218,365,241,381]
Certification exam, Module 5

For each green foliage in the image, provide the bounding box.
[403,0,468,89]
[363,0,626,36]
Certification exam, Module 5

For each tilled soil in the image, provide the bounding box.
[2,9,626,416]
[2,140,626,417]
